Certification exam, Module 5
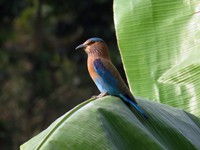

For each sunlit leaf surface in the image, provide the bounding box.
[114,0,200,116]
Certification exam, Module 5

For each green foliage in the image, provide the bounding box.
[114,0,200,116]
[20,96,200,150]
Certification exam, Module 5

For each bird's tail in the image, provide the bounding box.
[128,100,148,119]
[120,94,148,119]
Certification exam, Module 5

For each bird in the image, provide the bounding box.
[76,37,147,119]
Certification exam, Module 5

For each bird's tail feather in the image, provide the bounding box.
[120,94,148,119]
[128,100,148,119]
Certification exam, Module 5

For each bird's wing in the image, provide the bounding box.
[93,58,117,86]
[93,58,137,103]
[93,59,149,118]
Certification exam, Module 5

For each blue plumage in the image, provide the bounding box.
[119,94,148,119]
[93,59,148,119]
[94,59,118,94]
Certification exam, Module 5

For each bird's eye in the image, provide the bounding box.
[89,40,95,45]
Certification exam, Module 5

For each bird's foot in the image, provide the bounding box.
[98,92,108,97]
[91,92,108,99]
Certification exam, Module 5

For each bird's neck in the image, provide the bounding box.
[88,51,110,59]
[87,46,110,59]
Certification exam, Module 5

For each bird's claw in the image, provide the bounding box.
[91,92,108,99]
[98,92,108,97]
[91,95,98,99]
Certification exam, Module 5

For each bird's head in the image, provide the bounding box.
[75,37,110,58]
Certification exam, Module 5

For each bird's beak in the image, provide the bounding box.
[75,44,87,50]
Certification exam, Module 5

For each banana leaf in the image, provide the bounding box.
[114,0,200,116]
[20,96,200,150]
[21,0,200,149]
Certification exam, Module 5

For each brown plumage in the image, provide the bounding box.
[76,37,147,118]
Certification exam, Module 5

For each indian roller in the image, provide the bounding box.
[76,37,147,118]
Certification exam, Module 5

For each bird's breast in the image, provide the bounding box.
[87,58,107,93]
[87,57,100,80]
[87,57,119,94]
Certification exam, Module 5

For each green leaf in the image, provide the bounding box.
[20,96,200,150]
[114,0,200,116]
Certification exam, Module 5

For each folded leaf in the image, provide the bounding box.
[20,96,200,150]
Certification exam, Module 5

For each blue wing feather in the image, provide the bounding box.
[93,59,117,85]
[93,59,148,119]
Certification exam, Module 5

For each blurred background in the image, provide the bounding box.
[0,0,126,149]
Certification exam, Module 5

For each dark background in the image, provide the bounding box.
[0,0,126,149]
